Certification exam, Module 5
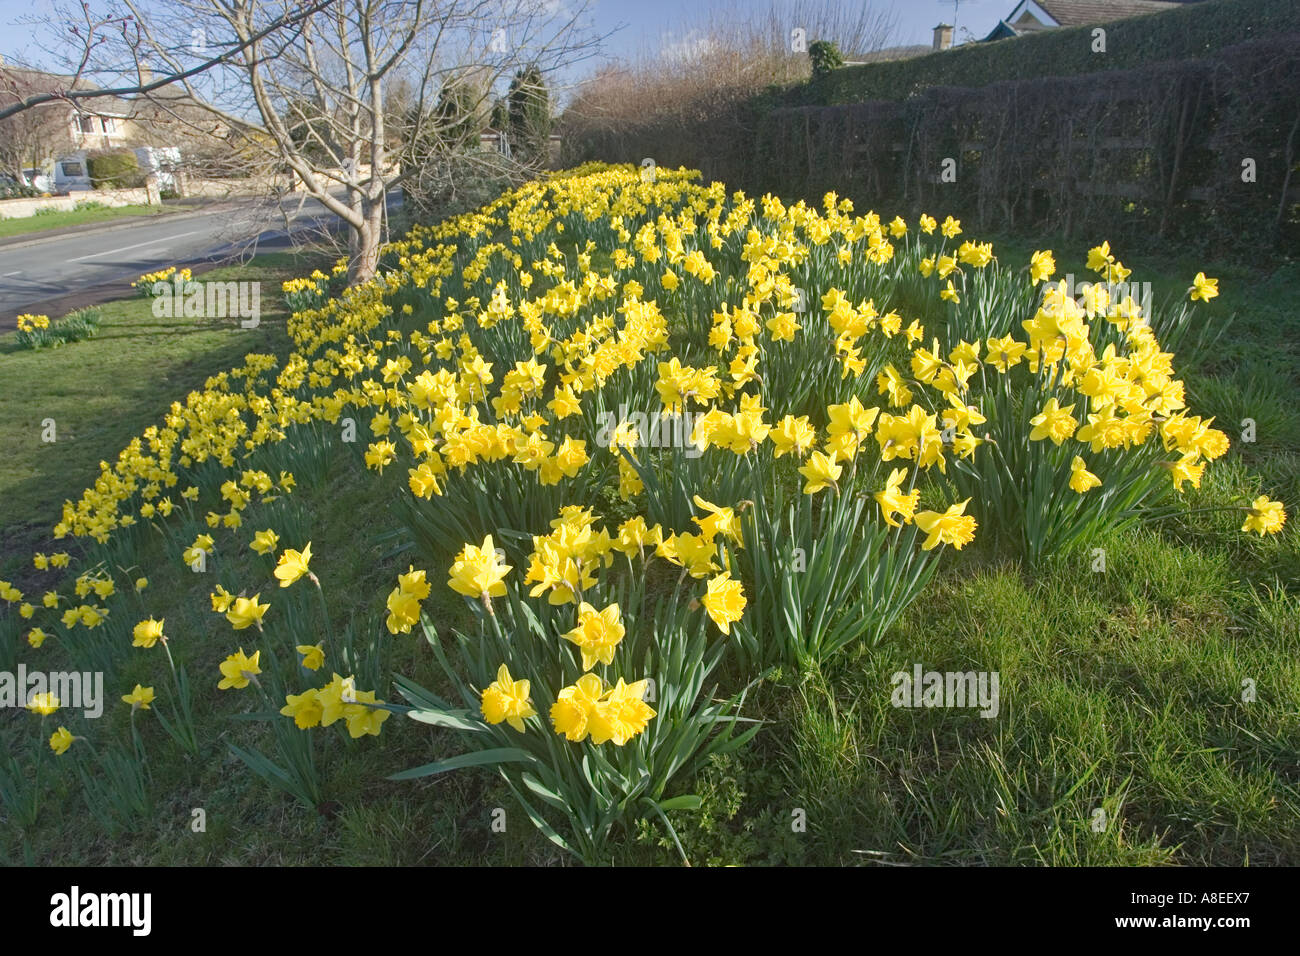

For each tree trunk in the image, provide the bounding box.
[347,196,385,285]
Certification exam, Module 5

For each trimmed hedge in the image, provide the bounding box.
[87,150,145,189]
[780,0,1300,107]
[562,0,1300,255]
[751,35,1300,253]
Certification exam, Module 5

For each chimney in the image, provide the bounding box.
[933,23,953,51]
[138,60,153,86]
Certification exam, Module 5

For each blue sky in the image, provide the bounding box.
[0,0,1012,75]
[586,0,1005,58]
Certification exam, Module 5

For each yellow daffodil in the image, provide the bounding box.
[218,648,262,690]
[1189,272,1218,302]
[386,565,432,634]
[226,595,270,630]
[280,689,324,729]
[1028,398,1078,445]
[562,601,626,670]
[914,499,978,551]
[692,495,743,546]
[770,415,816,459]
[1069,456,1102,494]
[551,673,605,742]
[251,528,280,555]
[1241,496,1286,536]
[297,643,326,670]
[342,688,391,738]
[1029,249,1056,284]
[700,572,746,634]
[587,678,656,746]
[49,727,75,755]
[210,585,235,613]
[132,617,166,648]
[875,467,921,527]
[122,684,155,711]
[274,542,313,587]
[480,664,536,732]
[799,450,842,495]
[448,535,511,601]
[27,692,59,715]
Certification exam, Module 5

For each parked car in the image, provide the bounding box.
[53,154,93,192]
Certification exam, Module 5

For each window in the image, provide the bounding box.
[78,115,98,133]
[102,116,117,134]
[61,162,84,178]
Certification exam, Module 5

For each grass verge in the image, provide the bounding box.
[0,204,175,240]
[1,232,1296,866]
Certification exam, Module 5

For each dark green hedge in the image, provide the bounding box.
[775,0,1300,107]
[87,150,145,190]
[560,0,1300,254]
[750,35,1300,254]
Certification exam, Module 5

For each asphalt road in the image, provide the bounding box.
[0,191,380,323]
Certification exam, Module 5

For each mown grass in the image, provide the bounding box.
[1,237,1296,866]
[0,203,173,239]
[0,253,327,556]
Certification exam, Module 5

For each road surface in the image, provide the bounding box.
[0,191,393,323]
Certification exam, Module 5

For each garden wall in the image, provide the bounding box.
[0,187,155,220]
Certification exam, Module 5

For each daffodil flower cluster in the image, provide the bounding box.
[133,266,191,295]
[3,162,1287,859]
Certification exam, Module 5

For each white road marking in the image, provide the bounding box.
[69,230,203,262]
[2,271,22,277]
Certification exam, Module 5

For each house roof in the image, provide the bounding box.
[1037,0,1188,26]
[984,0,1202,40]
[0,65,138,117]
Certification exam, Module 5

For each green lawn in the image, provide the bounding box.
[0,253,326,558]
[1,234,1296,866]
[0,203,173,239]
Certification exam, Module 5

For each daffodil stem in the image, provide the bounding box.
[163,641,182,698]
[484,596,508,656]
[674,566,689,601]
[312,576,334,653]
[30,718,45,820]
[129,709,147,767]
[160,642,198,754]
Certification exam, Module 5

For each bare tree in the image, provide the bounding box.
[0,0,340,122]
[0,71,71,185]
[562,0,897,174]
[101,0,605,284]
